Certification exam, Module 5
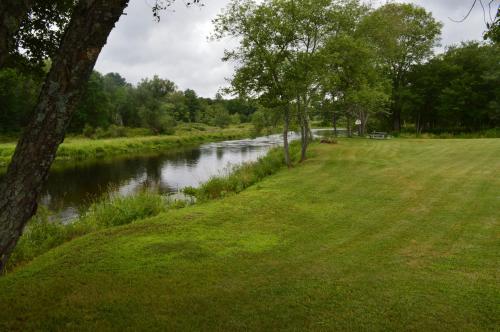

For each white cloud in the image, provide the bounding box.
[95,0,498,97]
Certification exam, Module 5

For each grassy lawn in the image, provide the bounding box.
[0,124,251,170]
[0,139,498,331]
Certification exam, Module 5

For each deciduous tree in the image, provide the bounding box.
[360,3,442,132]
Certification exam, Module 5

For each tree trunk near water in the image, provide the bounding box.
[332,111,337,137]
[0,0,34,68]
[393,108,401,132]
[0,0,130,272]
[297,96,310,163]
[300,126,308,162]
[347,115,352,138]
[283,105,291,168]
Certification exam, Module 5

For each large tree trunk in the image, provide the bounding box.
[392,107,401,132]
[297,96,310,163]
[0,0,34,68]
[332,110,337,137]
[283,104,291,168]
[347,114,352,138]
[0,0,129,272]
[299,115,311,162]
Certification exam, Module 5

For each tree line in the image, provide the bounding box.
[213,0,499,165]
[0,68,258,135]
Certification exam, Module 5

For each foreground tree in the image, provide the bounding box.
[0,0,130,271]
[0,0,34,68]
[0,0,210,270]
[0,0,74,71]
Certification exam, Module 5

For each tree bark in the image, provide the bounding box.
[332,110,337,137]
[283,104,291,168]
[0,0,34,68]
[347,114,352,138]
[392,108,401,132]
[297,96,310,163]
[0,0,130,272]
[416,111,421,137]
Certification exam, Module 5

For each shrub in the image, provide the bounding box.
[230,114,241,125]
[94,127,106,139]
[107,124,127,138]
[158,115,176,135]
[82,124,95,138]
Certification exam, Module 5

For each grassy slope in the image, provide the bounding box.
[0,125,251,169]
[0,139,499,331]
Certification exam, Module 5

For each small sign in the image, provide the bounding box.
[355,119,362,125]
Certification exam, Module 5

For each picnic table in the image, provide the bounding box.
[369,131,389,139]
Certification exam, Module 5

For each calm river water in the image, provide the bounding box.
[39,129,334,220]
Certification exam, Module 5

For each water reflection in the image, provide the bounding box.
[40,130,332,220]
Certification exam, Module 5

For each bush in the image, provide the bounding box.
[204,105,232,128]
[251,107,278,135]
[94,127,106,139]
[107,124,127,138]
[230,114,241,125]
[158,115,176,135]
[82,125,95,138]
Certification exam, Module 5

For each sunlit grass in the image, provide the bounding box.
[7,192,172,270]
[0,138,498,330]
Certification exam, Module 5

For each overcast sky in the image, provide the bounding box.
[95,0,498,97]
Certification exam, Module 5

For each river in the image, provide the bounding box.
[39,129,335,221]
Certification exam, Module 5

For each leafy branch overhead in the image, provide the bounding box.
[152,0,204,22]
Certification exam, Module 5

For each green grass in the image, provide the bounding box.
[6,192,173,270]
[0,124,251,170]
[399,128,500,139]
[8,143,295,270]
[0,138,499,331]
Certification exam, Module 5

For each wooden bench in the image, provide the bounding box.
[369,132,388,139]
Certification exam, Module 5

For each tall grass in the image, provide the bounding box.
[187,143,301,201]
[7,192,171,271]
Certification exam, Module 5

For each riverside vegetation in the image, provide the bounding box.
[0,138,498,330]
[0,123,252,170]
[5,141,298,271]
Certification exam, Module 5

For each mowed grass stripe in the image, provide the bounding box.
[0,139,498,331]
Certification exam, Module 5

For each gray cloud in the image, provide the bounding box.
[95,0,498,97]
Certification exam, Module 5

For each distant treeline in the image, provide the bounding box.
[399,42,499,134]
[312,41,499,135]
[1,43,498,136]
[0,70,257,135]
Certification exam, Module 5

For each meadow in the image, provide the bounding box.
[0,138,498,330]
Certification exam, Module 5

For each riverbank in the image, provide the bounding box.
[1,139,499,330]
[0,124,252,170]
[6,143,295,270]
